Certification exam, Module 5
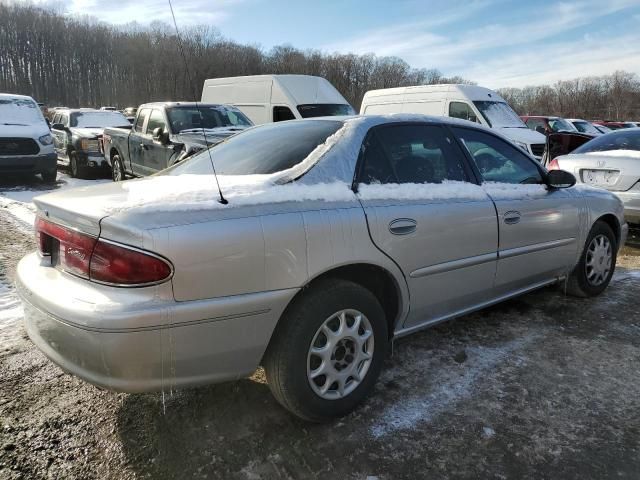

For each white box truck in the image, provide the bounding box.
[360,84,546,159]
[201,75,355,125]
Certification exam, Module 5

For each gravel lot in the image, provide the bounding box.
[1,173,639,479]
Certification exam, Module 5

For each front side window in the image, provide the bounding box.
[452,127,544,184]
[449,102,478,123]
[134,109,150,133]
[273,106,296,122]
[297,104,355,118]
[166,120,343,176]
[548,118,576,133]
[359,124,469,185]
[473,101,526,129]
[146,109,166,134]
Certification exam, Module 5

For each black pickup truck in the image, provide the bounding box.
[102,102,253,181]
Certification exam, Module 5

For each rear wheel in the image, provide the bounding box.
[566,221,617,297]
[111,155,125,182]
[263,279,388,422]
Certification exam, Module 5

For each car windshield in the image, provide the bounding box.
[0,97,44,126]
[70,111,129,128]
[167,106,252,133]
[166,120,343,176]
[548,118,576,132]
[572,121,600,135]
[297,104,355,118]
[473,101,525,128]
[573,129,640,154]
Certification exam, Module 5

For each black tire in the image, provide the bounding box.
[263,278,388,422]
[41,169,57,184]
[111,154,125,182]
[69,152,86,179]
[566,220,617,297]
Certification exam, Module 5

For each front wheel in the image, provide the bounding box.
[69,152,86,179]
[566,220,617,297]
[263,279,388,422]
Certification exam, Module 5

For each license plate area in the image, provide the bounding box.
[580,169,620,187]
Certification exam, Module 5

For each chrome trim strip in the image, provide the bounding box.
[410,252,497,278]
[499,237,576,260]
[394,277,563,338]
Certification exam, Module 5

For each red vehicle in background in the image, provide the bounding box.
[592,120,638,130]
[521,115,578,135]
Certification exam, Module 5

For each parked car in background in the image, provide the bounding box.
[201,75,355,125]
[360,84,547,160]
[593,121,637,130]
[103,101,253,181]
[50,108,130,178]
[521,115,580,136]
[18,114,626,421]
[549,128,640,224]
[593,123,612,134]
[46,107,67,121]
[566,118,604,136]
[0,93,57,183]
[100,106,117,111]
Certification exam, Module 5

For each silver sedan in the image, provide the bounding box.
[550,128,640,224]
[17,115,627,421]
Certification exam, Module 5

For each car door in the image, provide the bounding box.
[451,126,582,296]
[51,112,70,161]
[129,108,150,176]
[356,123,499,329]
[140,109,174,175]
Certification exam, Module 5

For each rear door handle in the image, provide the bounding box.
[504,211,521,225]
[389,218,417,235]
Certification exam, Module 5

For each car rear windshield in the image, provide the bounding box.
[166,120,344,176]
[297,104,355,118]
[472,101,525,128]
[572,129,640,154]
[167,105,253,133]
[0,97,44,126]
[70,111,129,128]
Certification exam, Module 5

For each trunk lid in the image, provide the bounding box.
[560,152,640,191]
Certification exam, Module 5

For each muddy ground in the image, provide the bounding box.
[0,176,639,479]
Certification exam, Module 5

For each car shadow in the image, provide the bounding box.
[0,172,63,192]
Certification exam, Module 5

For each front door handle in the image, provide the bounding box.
[504,211,521,225]
[389,218,417,235]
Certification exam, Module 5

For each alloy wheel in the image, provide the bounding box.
[585,234,612,286]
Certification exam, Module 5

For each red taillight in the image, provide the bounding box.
[548,158,560,170]
[35,217,171,286]
[89,240,172,285]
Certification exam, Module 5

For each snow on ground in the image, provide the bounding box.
[0,268,22,346]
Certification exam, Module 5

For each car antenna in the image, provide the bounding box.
[167,0,228,204]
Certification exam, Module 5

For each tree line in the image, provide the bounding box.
[0,2,469,110]
[498,71,640,121]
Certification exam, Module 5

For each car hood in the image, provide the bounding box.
[555,152,640,192]
[495,126,546,145]
[172,127,248,148]
[0,123,50,139]
[69,127,106,138]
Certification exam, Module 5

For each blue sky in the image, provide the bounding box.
[31,0,640,88]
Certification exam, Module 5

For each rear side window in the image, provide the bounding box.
[134,109,150,133]
[452,127,543,184]
[359,125,470,184]
[273,106,296,122]
[449,102,478,123]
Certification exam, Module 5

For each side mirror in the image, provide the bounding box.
[51,123,64,130]
[468,114,478,123]
[153,127,169,144]
[546,169,576,189]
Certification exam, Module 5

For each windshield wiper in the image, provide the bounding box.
[1,122,29,126]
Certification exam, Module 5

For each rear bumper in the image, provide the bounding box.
[0,153,57,174]
[16,252,296,393]
[616,190,640,225]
